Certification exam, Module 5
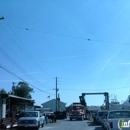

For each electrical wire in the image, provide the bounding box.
[3,20,51,77]
[0,65,55,95]
[0,39,51,89]
[59,86,130,91]
[0,24,52,89]
[1,23,130,45]
[0,46,50,89]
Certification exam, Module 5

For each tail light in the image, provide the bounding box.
[109,122,113,128]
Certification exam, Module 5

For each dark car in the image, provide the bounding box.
[45,112,56,123]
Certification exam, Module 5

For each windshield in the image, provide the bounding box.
[73,106,84,110]
[23,112,38,117]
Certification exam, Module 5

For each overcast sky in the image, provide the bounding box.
[0,0,130,107]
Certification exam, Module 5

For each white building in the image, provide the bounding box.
[41,99,66,112]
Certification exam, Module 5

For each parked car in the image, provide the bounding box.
[17,111,45,130]
[103,110,130,130]
[45,112,56,123]
[100,112,108,128]
[95,110,108,125]
[92,110,99,122]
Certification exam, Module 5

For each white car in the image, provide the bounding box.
[17,111,45,130]
[103,110,130,130]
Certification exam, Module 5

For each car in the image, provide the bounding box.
[100,112,108,128]
[45,112,56,123]
[95,110,108,125]
[103,110,130,130]
[17,111,45,130]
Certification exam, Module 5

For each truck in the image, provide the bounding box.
[17,111,44,130]
[69,103,87,121]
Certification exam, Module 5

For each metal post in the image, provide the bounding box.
[2,98,6,118]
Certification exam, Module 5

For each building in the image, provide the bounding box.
[87,106,101,110]
[41,99,66,112]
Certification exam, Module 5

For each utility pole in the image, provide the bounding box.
[56,77,58,112]
[55,77,59,112]
[12,82,16,95]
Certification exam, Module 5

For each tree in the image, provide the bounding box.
[0,88,7,94]
[66,104,72,112]
[10,81,34,99]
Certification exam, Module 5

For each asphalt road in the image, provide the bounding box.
[7,118,103,130]
[39,119,103,130]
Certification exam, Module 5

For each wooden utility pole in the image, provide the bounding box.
[56,77,58,112]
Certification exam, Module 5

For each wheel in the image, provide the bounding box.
[70,118,72,121]
[81,115,84,121]
[36,122,40,130]
[54,118,56,122]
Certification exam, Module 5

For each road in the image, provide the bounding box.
[10,118,103,130]
[39,119,103,130]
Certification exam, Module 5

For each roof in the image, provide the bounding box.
[0,94,35,102]
[41,99,66,105]
[8,95,35,102]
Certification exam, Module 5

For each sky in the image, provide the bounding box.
[0,0,130,107]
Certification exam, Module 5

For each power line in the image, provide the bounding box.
[0,46,50,88]
[0,20,52,86]
[0,39,51,89]
[59,86,130,91]
[0,24,52,89]
[4,20,51,77]
[1,23,130,45]
[0,65,55,95]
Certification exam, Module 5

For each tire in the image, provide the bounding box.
[70,118,72,121]
[36,122,40,130]
[81,115,84,121]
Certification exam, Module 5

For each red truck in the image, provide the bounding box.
[69,103,87,121]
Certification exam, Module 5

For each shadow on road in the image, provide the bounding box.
[64,119,86,121]
[87,121,99,126]
[86,121,103,130]
[93,126,104,130]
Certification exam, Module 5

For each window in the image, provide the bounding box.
[99,112,108,116]
[109,111,130,119]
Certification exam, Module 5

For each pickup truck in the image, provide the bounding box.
[103,110,130,130]
[17,111,45,130]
